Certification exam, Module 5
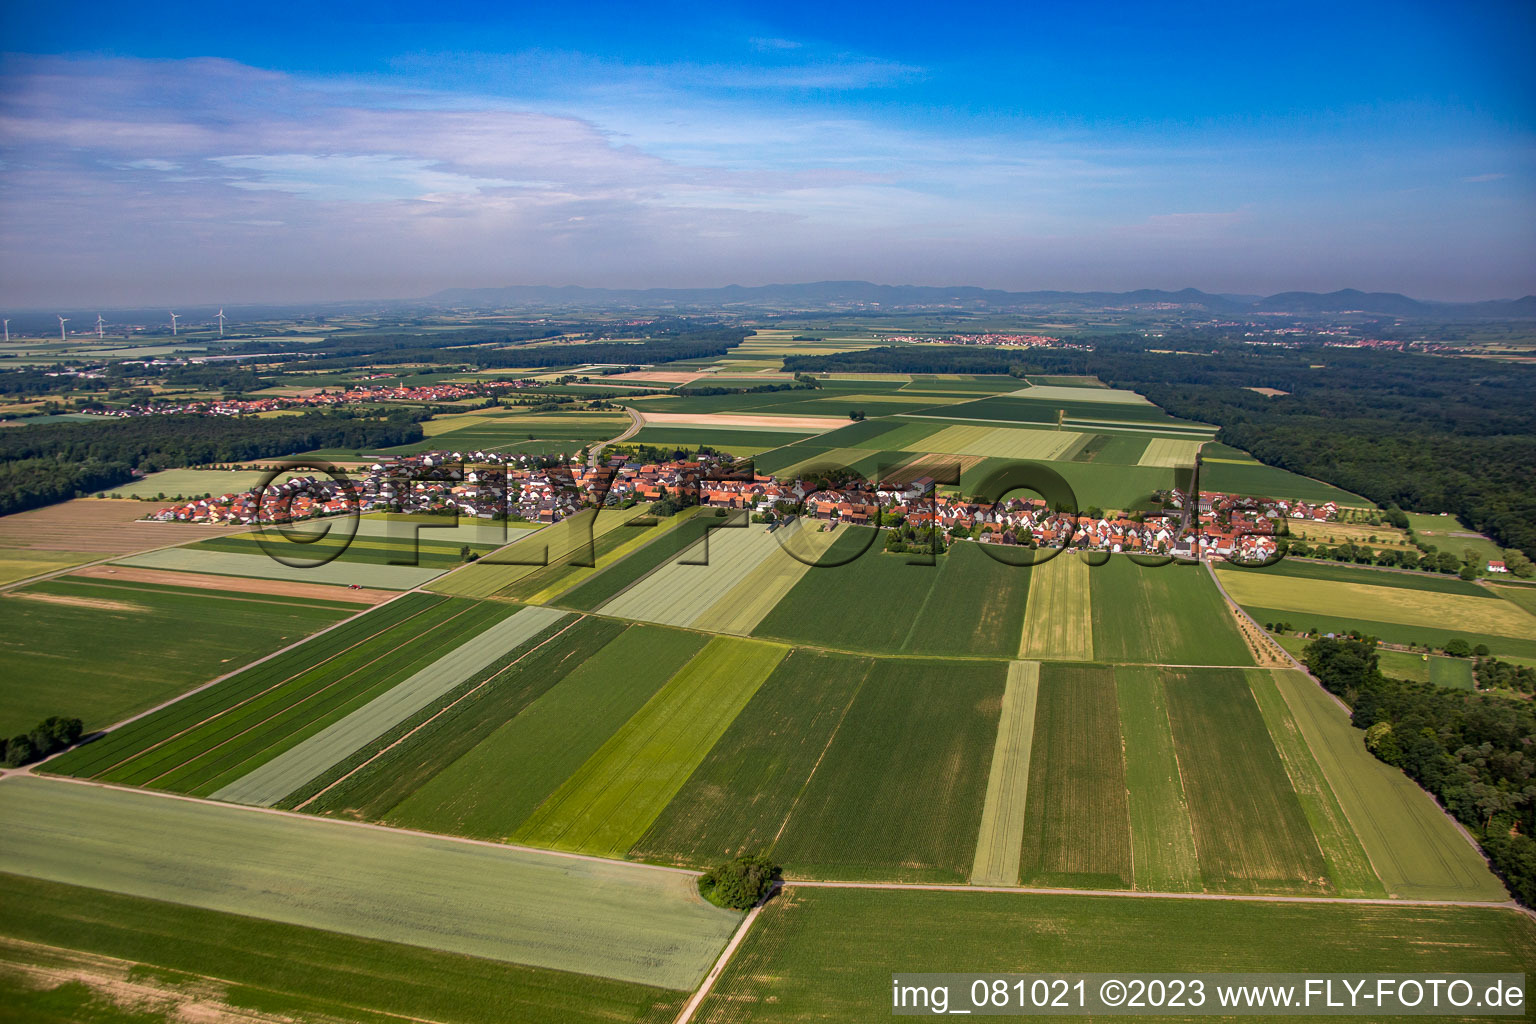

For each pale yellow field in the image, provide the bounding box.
[1010,385,1153,405]
[1020,554,1094,660]
[427,510,638,598]
[1217,571,1536,638]
[691,521,840,634]
[1138,437,1206,468]
[971,660,1041,886]
[0,549,101,586]
[1287,520,1415,549]
[908,424,1085,461]
[639,412,846,432]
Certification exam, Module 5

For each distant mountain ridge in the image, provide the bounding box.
[424,281,1536,317]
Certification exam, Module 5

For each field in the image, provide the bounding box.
[0,874,687,1024]
[1113,666,1201,892]
[1268,669,1508,901]
[67,562,393,603]
[558,510,721,610]
[633,649,874,868]
[384,623,707,840]
[513,637,789,858]
[1090,557,1254,665]
[116,543,448,588]
[0,498,235,567]
[698,887,1536,1023]
[752,531,1032,657]
[120,467,309,498]
[1220,564,1536,657]
[0,778,738,991]
[900,423,1087,460]
[1246,669,1386,898]
[0,574,358,736]
[1018,665,1132,888]
[0,548,103,585]
[1018,553,1093,660]
[768,658,1006,882]
[1198,457,1366,504]
[1137,436,1205,467]
[1162,668,1330,894]
[969,661,1040,886]
[428,509,640,598]
[212,605,571,806]
[598,521,797,629]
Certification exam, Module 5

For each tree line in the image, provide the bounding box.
[1,715,83,768]
[0,410,423,516]
[1305,637,1536,907]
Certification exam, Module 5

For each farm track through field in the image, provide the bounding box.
[70,595,448,781]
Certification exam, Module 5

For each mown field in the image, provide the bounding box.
[0,778,738,992]
[969,661,1040,886]
[0,575,357,736]
[0,873,687,1024]
[699,887,1536,1023]
[1018,664,1132,888]
[1018,553,1093,661]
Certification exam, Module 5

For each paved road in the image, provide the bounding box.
[588,406,645,467]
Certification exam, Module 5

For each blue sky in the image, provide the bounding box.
[1,0,1532,305]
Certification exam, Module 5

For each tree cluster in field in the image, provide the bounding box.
[1304,637,1536,908]
[0,410,424,516]
[1,716,83,768]
[784,337,1536,564]
[676,380,820,397]
[1474,658,1536,695]
[697,854,780,910]
[884,519,946,554]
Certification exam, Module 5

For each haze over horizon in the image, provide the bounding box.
[2,0,1533,308]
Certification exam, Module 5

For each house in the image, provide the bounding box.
[1487,560,1508,574]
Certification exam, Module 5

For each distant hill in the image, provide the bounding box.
[423,281,1536,318]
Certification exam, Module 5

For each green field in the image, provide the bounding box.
[1268,669,1508,901]
[0,778,737,990]
[1113,666,1201,892]
[557,509,721,610]
[302,615,630,819]
[386,624,707,839]
[753,530,1031,657]
[1246,669,1385,898]
[116,543,447,588]
[699,887,1536,1023]
[1019,664,1133,888]
[211,605,571,806]
[513,637,788,857]
[1162,668,1329,894]
[1242,558,1497,596]
[1090,557,1254,665]
[598,520,790,628]
[428,509,642,598]
[1198,458,1366,504]
[0,576,356,737]
[633,649,874,868]
[0,874,686,1024]
[770,658,1006,882]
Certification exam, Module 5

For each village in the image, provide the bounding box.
[144,448,1334,564]
[82,377,548,417]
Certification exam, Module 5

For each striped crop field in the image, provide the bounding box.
[903,423,1086,460]
[1268,669,1507,901]
[428,509,639,598]
[1018,553,1093,660]
[1113,666,1201,892]
[1018,664,1133,889]
[44,592,448,780]
[557,510,721,611]
[513,637,789,857]
[0,778,738,991]
[1137,436,1205,468]
[1246,669,1385,898]
[383,624,706,841]
[598,520,789,628]
[1162,668,1330,894]
[690,521,840,634]
[632,649,873,868]
[970,661,1040,887]
[211,605,571,806]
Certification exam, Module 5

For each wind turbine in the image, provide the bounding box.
[169,311,179,336]
[3,320,9,343]
[58,315,69,341]
[96,314,106,339]
[216,308,226,337]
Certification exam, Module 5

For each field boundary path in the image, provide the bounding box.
[673,891,774,1024]
[589,405,645,467]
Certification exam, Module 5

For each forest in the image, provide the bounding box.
[784,337,1536,559]
[1305,637,1536,908]
[0,410,423,516]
